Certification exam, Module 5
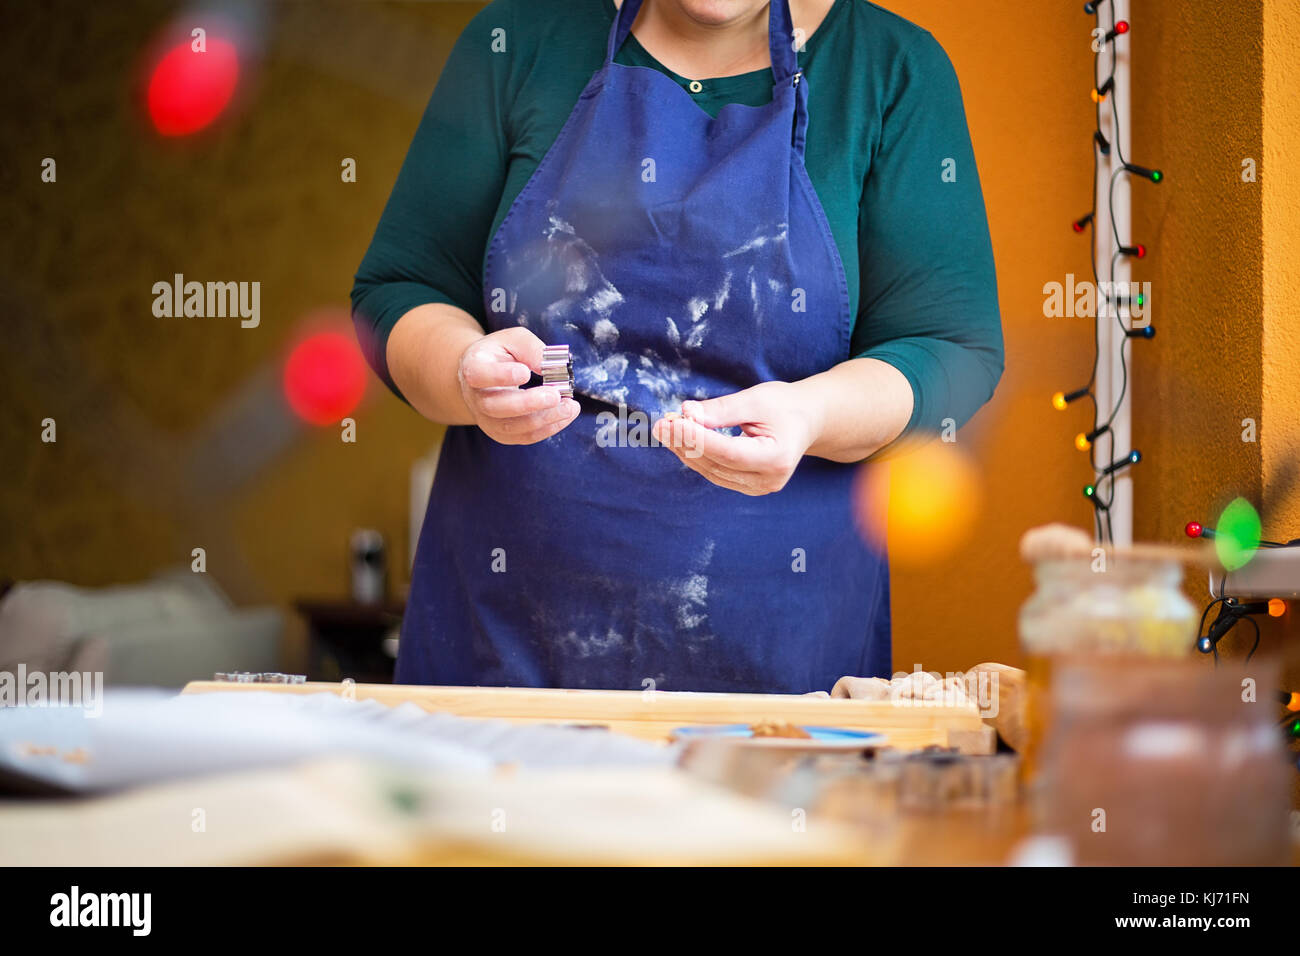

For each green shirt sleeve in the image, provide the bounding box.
[350,4,513,401]
[851,30,1004,454]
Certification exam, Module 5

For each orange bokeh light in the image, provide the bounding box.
[854,442,980,567]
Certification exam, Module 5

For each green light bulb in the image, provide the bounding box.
[1216,497,1262,571]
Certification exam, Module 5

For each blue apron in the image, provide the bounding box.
[398,0,891,693]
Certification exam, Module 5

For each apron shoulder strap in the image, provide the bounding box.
[605,0,646,64]
[766,0,800,87]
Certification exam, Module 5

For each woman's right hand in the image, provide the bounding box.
[457,327,581,445]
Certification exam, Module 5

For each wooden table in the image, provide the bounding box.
[176,679,1015,864]
[0,682,1012,866]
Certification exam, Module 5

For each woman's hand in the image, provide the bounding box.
[651,381,822,495]
[458,327,580,444]
[651,358,915,494]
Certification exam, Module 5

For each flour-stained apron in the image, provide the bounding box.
[398,0,891,693]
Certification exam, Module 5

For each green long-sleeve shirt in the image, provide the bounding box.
[352,0,1003,445]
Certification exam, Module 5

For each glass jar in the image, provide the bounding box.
[1039,656,1289,865]
[1020,556,1198,657]
[1018,556,1199,778]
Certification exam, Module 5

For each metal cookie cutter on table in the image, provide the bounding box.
[540,344,575,399]
[214,672,306,684]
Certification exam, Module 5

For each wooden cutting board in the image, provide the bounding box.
[181,681,995,753]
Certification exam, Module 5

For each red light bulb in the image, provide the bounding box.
[1116,21,1130,35]
[1135,244,1147,258]
[147,38,239,136]
[284,332,368,425]
[1185,521,1203,539]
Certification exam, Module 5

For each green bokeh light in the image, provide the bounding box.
[1215,497,1262,571]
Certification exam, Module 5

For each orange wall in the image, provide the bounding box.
[1263,0,1300,538]
[880,0,1096,673]
[1129,1,1265,556]
[1262,0,1300,723]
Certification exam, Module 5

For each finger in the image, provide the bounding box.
[462,358,532,389]
[711,466,759,489]
[476,384,560,418]
[661,440,759,495]
[493,326,548,373]
[511,399,582,443]
[689,464,755,495]
[493,398,579,437]
[665,417,777,471]
[665,442,748,486]
[652,415,715,458]
[682,393,751,429]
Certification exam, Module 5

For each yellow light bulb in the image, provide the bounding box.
[1075,433,1091,451]
[1268,598,1286,618]
[1052,391,1067,411]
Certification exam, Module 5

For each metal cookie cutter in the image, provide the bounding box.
[214,672,306,684]
[540,344,575,399]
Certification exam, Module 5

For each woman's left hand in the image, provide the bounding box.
[651,381,822,496]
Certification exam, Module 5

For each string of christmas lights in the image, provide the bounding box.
[1053,0,1163,545]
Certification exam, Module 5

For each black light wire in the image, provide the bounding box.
[1096,13,1128,525]
[1202,600,1265,665]
[1081,17,1112,540]
[1244,613,1261,662]
[1085,4,1144,542]
[1197,596,1228,663]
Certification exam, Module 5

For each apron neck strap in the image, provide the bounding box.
[606,0,801,87]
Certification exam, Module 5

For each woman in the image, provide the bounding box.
[352,0,1002,694]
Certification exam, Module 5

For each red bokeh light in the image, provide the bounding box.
[284,332,368,426]
[147,37,239,136]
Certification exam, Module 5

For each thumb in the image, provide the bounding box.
[682,391,749,428]
[493,326,548,374]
